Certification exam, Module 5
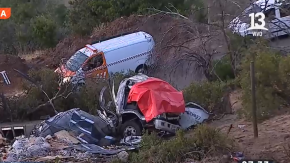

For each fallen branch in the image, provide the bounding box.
[14,69,58,114]
[227,124,233,135]
[148,8,189,19]
[13,69,76,115]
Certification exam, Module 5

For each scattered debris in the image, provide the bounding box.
[5,137,51,162]
[238,124,246,132]
[230,152,245,162]
[2,130,135,162]
[54,130,80,144]
[179,102,210,129]
[120,136,142,146]
[35,155,73,162]
[0,71,10,85]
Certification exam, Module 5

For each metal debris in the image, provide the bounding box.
[0,71,10,85]
[2,134,131,162]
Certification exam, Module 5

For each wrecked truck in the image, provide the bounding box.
[98,74,210,136]
[31,74,210,146]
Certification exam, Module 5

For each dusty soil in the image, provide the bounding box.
[210,90,290,162]
[0,55,29,95]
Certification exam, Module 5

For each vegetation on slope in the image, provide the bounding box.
[0,0,205,55]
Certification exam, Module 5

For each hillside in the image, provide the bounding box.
[1,0,290,162]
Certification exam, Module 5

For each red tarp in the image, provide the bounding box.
[127,77,185,122]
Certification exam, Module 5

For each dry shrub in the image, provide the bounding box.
[239,41,290,121]
[8,68,59,120]
[192,124,234,154]
[7,69,135,121]
[122,125,234,163]
[182,80,238,113]
[183,81,225,112]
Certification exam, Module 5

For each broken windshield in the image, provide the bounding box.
[65,51,89,72]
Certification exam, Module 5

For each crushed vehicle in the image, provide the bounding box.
[229,0,290,39]
[33,74,210,139]
[98,74,211,136]
[54,31,155,84]
[31,108,117,146]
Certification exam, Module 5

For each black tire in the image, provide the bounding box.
[135,64,148,74]
[120,120,142,137]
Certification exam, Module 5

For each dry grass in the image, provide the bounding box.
[112,124,235,163]
[18,50,45,62]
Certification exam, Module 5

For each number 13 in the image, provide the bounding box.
[249,12,266,29]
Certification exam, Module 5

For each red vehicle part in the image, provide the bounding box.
[127,77,185,122]
[54,64,76,77]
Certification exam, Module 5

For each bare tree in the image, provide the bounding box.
[204,0,251,76]
[144,0,259,84]
[160,25,221,81]
[13,62,82,115]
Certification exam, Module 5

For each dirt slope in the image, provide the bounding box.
[211,90,290,162]
[0,55,29,95]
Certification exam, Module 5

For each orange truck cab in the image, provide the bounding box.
[54,31,155,84]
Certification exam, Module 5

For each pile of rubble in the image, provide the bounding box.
[1,129,138,162]
[0,108,142,162]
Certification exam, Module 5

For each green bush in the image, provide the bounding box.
[213,56,235,81]
[68,0,202,34]
[193,124,233,153]
[278,56,290,95]
[0,0,69,54]
[72,79,108,114]
[32,15,57,48]
[121,125,233,163]
[0,21,18,54]
[239,42,290,121]
[183,81,228,112]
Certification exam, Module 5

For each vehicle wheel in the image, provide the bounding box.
[120,120,142,137]
[135,64,148,74]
